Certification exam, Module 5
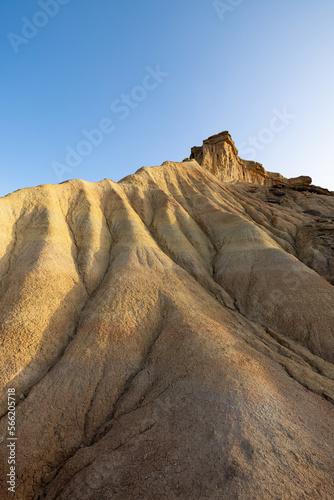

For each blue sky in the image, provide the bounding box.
[1,0,333,198]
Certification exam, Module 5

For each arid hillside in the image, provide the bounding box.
[0,133,334,499]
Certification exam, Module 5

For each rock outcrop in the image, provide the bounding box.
[190,131,314,187]
[0,135,334,499]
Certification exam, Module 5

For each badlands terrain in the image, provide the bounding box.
[0,131,334,499]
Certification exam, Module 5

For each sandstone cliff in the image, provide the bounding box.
[190,131,316,188]
[0,136,334,499]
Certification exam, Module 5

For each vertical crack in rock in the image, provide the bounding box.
[65,213,90,296]
[0,208,29,296]
[90,318,167,446]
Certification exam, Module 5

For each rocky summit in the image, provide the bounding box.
[0,132,334,500]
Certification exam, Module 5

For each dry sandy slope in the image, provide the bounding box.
[0,160,333,499]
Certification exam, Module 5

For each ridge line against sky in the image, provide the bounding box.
[0,0,333,198]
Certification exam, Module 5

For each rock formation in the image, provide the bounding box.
[190,131,317,189]
[0,132,334,499]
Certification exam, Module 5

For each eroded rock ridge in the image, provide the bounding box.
[0,134,333,499]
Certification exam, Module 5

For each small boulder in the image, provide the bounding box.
[288,176,312,186]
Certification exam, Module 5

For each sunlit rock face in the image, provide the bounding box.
[0,135,334,499]
[190,131,313,187]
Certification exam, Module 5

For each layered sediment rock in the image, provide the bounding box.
[190,131,313,187]
[0,136,334,499]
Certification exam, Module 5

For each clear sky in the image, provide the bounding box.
[1,0,334,198]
